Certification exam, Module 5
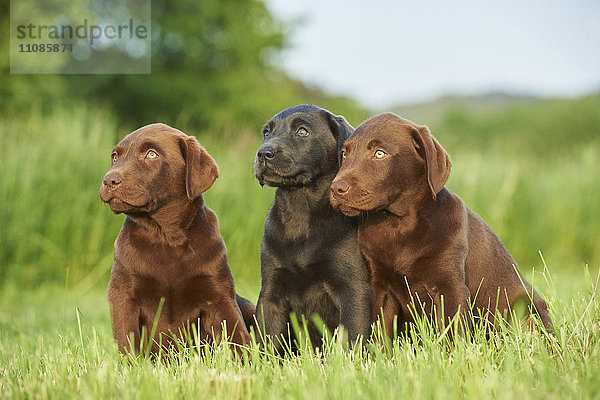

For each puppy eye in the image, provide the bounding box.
[263,130,270,138]
[146,150,159,159]
[374,150,387,159]
[111,153,118,163]
[296,127,310,137]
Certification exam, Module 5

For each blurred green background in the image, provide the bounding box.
[1,0,599,303]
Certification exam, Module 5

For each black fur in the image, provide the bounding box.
[254,104,373,350]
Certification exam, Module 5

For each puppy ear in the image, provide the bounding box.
[325,111,355,155]
[179,136,219,200]
[411,126,451,199]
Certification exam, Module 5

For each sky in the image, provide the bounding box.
[265,0,600,109]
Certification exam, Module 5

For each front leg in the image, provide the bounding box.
[367,257,403,340]
[107,265,141,355]
[255,245,292,352]
[202,293,251,352]
[428,279,471,337]
[372,288,402,340]
[337,280,374,345]
[255,281,291,353]
[236,294,257,331]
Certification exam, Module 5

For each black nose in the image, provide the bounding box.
[257,147,275,162]
[331,179,350,196]
[103,172,123,188]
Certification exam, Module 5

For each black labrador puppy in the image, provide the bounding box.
[254,104,373,351]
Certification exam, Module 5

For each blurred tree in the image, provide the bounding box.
[0,1,69,114]
[64,0,287,130]
[1,0,366,132]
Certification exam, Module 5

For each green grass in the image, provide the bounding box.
[1,97,600,398]
[0,266,599,399]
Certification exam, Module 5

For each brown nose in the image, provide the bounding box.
[103,172,123,189]
[331,179,350,196]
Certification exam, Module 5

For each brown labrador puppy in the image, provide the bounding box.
[330,113,553,338]
[99,123,253,355]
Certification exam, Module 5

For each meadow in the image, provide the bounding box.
[1,96,599,399]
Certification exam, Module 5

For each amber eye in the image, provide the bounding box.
[341,150,347,160]
[296,127,310,137]
[111,153,118,163]
[374,150,387,159]
[146,150,158,159]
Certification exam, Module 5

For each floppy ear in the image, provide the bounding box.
[324,111,355,163]
[411,126,451,199]
[179,136,219,200]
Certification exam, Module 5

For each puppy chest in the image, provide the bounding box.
[364,245,416,275]
[132,274,212,322]
[360,229,424,271]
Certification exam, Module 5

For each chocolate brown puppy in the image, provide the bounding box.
[99,123,253,355]
[330,113,553,338]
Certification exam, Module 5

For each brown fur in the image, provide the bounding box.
[330,113,553,338]
[99,123,253,355]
